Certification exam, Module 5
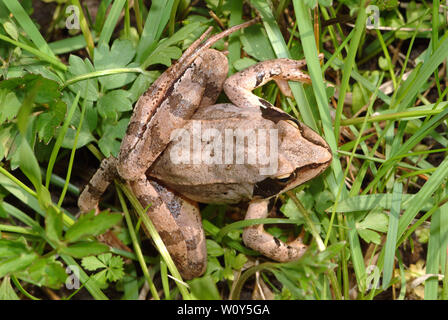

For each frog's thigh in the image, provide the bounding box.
[130,178,207,280]
[117,50,228,181]
[243,199,307,262]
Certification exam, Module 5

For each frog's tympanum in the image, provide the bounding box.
[78,19,332,280]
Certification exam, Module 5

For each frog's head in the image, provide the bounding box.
[253,106,332,198]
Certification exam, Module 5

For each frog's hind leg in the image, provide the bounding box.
[243,199,307,262]
[223,55,323,109]
[130,178,207,280]
[117,49,228,181]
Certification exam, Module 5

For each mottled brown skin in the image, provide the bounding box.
[78,20,332,280]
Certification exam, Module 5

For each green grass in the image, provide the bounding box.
[0,0,447,300]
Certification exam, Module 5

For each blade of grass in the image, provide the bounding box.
[136,0,175,62]
[117,181,192,299]
[397,156,448,239]
[98,0,127,47]
[382,182,402,289]
[364,107,448,194]
[46,92,80,189]
[442,196,448,300]
[160,259,171,300]
[57,92,87,208]
[133,0,143,35]
[227,0,243,74]
[3,0,56,58]
[424,204,441,299]
[331,0,367,140]
[116,185,160,300]
[394,32,448,111]
[0,34,67,71]
[70,0,95,58]
[93,0,113,32]
[49,33,97,56]
[293,0,361,298]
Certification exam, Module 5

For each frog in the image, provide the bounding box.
[78,18,332,280]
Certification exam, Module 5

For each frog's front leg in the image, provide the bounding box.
[242,199,307,262]
[224,56,323,109]
[130,178,206,280]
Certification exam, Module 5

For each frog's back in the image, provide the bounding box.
[149,104,278,204]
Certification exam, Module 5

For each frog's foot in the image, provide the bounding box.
[131,178,207,280]
[78,156,118,213]
[224,55,324,109]
[242,199,308,262]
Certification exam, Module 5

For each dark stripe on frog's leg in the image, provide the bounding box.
[255,71,265,87]
[224,58,312,110]
[131,178,207,280]
[242,199,308,262]
[78,156,118,213]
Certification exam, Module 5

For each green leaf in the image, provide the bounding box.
[3,21,18,40]
[127,72,159,103]
[61,127,95,150]
[205,257,224,282]
[0,89,21,125]
[94,39,137,90]
[98,253,124,281]
[82,253,124,282]
[82,255,107,271]
[60,241,109,258]
[98,118,128,157]
[0,277,19,300]
[97,90,132,120]
[233,57,257,71]
[142,45,182,68]
[17,135,42,192]
[67,55,99,101]
[64,211,122,242]
[0,253,38,278]
[230,253,247,270]
[91,269,109,289]
[45,206,63,243]
[378,56,389,70]
[206,240,224,257]
[17,257,66,289]
[358,229,382,245]
[189,275,221,300]
[240,25,275,61]
[36,99,67,144]
[0,238,29,258]
[357,211,389,233]
[0,124,18,162]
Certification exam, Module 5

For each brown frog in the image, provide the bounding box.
[78,19,332,280]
